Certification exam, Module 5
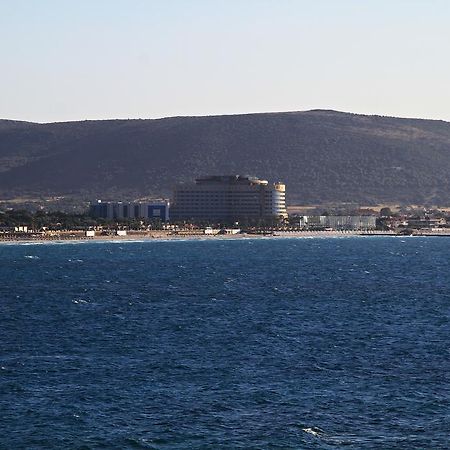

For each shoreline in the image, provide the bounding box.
[3,229,450,245]
[0,230,408,245]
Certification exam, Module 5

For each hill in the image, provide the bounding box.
[1,110,450,207]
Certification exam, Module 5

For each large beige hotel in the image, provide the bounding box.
[170,175,287,222]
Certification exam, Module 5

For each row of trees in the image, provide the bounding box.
[0,210,98,230]
[0,210,168,231]
[0,209,288,231]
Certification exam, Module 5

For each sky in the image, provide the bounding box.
[1,0,450,123]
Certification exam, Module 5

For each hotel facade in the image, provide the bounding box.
[89,200,170,222]
[170,175,287,222]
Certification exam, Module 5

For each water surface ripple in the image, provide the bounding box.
[1,237,449,449]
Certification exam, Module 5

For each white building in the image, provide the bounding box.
[300,215,376,230]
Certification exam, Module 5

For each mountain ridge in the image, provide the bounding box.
[1,109,450,206]
[3,108,449,125]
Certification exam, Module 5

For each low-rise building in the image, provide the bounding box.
[406,217,447,229]
[299,215,376,230]
[89,200,170,222]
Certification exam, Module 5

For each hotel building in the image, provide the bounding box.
[89,200,170,222]
[170,175,287,222]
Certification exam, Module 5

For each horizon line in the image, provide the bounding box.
[1,108,450,125]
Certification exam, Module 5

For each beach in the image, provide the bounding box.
[0,229,396,244]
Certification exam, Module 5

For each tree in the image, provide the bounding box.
[379,207,393,217]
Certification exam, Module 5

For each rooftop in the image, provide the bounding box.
[195,175,269,186]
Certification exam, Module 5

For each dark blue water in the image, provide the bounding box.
[1,237,449,449]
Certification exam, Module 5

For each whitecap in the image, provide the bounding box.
[302,427,324,437]
[72,299,88,304]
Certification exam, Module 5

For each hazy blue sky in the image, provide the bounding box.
[1,0,449,122]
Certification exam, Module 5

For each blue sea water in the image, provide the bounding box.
[0,236,449,449]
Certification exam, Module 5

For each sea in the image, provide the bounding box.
[1,236,449,449]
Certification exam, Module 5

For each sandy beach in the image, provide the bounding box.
[0,229,397,244]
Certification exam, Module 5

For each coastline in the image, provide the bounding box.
[0,230,396,245]
[5,229,450,245]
